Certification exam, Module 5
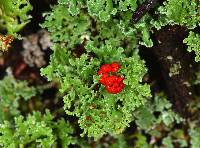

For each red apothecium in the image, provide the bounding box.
[98,62,125,94]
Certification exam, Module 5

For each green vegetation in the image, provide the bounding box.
[0,0,32,35]
[0,111,77,148]
[183,31,200,62]
[0,72,36,123]
[0,0,200,147]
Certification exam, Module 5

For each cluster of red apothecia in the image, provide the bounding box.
[98,62,125,94]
